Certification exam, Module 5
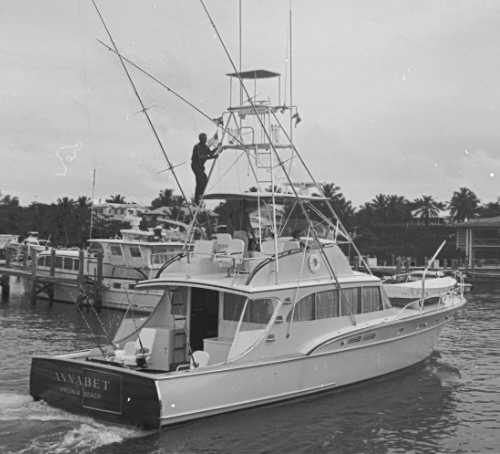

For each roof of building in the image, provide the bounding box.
[455,215,500,228]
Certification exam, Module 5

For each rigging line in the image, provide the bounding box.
[271,111,371,274]
[96,39,246,149]
[198,1,356,323]
[90,1,192,218]
[207,151,244,191]
[76,302,107,356]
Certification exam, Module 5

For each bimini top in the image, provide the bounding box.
[204,192,327,202]
[227,69,280,79]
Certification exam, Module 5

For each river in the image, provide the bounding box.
[0,280,498,453]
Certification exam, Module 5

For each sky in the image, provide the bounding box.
[1,0,499,207]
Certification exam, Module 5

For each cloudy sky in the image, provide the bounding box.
[1,0,499,207]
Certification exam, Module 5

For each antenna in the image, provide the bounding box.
[239,0,243,106]
[289,0,293,142]
[89,167,96,239]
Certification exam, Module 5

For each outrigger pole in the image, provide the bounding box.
[90,0,193,218]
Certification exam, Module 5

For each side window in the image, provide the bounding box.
[361,287,382,313]
[73,259,80,271]
[316,290,339,319]
[340,288,359,316]
[110,245,122,256]
[37,257,45,266]
[129,246,142,258]
[293,294,315,321]
[63,258,73,270]
[55,257,63,269]
[243,298,274,324]
[223,293,246,321]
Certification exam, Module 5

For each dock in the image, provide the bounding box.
[0,247,103,309]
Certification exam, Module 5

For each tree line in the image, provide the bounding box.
[0,186,498,262]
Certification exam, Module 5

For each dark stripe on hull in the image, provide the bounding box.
[30,357,161,429]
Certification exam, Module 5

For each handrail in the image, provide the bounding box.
[244,244,329,285]
[154,252,187,278]
[420,240,446,311]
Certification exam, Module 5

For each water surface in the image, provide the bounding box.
[0,281,498,453]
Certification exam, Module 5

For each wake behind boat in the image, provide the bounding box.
[29,1,466,429]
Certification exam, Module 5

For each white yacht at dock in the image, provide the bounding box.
[34,228,186,312]
[30,51,466,428]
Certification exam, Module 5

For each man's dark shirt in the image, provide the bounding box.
[191,143,213,172]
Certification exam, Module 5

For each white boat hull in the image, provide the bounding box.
[155,309,446,426]
[383,277,456,302]
[23,280,161,313]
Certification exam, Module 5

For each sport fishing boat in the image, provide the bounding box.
[29,2,466,429]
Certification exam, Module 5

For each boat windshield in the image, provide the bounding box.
[227,296,279,361]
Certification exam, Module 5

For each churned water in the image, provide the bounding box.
[0,280,499,453]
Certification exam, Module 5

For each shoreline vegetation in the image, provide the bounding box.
[1,185,498,266]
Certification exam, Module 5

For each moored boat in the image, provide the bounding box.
[383,270,458,305]
[33,228,186,312]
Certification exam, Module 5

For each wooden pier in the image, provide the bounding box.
[0,247,103,309]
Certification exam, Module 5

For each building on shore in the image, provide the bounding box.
[456,216,500,269]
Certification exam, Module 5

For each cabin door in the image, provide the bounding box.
[189,288,219,351]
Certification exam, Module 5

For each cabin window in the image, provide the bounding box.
[113,282,121,289]
[316,290,339,319]
[128,283,136,290]
[63,258,73,270]
[37,257,45,267]
[340,288,359,316]
[293,294,315,321]
[110,245,122,256]
[223,293,246,321]
[129,246,142,258]
[361,287,382,313]
[55,257,63,269]
[242,298,274,325]
[73,259,80,271]
[238,298,275,331]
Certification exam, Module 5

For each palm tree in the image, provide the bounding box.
[151,189,174,209]
[449,187,480,221]
[413,195,445,225]
[367,194,389,223]
[0,191,20,207]
[320,182,355,224]
[106,194,126,204]
[478,199,500,218]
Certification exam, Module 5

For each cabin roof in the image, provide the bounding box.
[226,69,280,79]
[88,239,185,247]
[135,272,379,294]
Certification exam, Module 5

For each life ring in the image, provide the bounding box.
[308,254,321,272]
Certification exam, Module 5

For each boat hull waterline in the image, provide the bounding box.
[29,304,460,428]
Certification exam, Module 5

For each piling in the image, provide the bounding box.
[30,248,37,304]
[48,248,55,305]
[1,248,10,301]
